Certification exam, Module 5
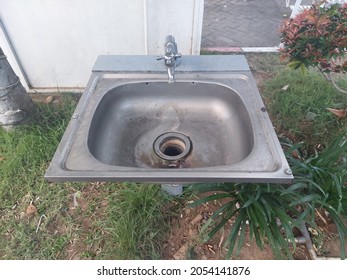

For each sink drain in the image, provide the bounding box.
[153,132,192,161]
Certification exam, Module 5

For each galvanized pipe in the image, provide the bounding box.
[0,47,34,129]
[161,184,183,196]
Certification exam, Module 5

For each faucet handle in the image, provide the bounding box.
[156,55,166,61]
[156,53,181,61]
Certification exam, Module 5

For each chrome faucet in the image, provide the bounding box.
[157,35,181,83]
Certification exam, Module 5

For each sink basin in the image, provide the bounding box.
[45,55,293,183]
[88,81,253,168]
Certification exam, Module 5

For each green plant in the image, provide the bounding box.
[279,1,347,93]
[188,183,300,259]
[102,183,174,259]
[188,132,347,259]
[284,132,347,258]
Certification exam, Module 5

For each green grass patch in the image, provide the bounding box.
[0,94,78,259]
[98,183,174,260]
[0,94,173,259]
[263,68,347,150]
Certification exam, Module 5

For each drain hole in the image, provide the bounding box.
[154,132,192,161]
[161,143,184,157]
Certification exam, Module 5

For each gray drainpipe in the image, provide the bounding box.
[0,47,34,130]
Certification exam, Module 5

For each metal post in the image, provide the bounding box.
[161,184,183,196]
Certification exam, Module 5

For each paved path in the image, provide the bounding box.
[201,0,311,49]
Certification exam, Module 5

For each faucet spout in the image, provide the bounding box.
[167,68,175,83]
[157,35,181,83]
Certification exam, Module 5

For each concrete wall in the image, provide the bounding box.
[0,0,204,90]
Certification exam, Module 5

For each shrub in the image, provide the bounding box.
[279,1,347,93]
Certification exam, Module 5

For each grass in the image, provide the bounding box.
[99,184,174,259]
[0,95,76,259]
[263,67,347,150]
[0,94,173,259]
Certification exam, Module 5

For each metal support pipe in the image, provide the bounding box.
[161,184,183,196]
[0,47,34,130]
[0,19,30,89]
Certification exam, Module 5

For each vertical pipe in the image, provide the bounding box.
[161,184,183,196]
[0,47,34,130]
[143,0,148,55]
[191,0,204,55]
[0,19,30,89]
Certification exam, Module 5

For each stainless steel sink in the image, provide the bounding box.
[88,81,254,168]
[45,55,293,183]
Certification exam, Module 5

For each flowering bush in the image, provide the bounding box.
[280,1,347,74]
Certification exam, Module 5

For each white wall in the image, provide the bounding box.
[0,0,204,89]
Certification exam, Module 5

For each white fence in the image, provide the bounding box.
[287,0,347,18]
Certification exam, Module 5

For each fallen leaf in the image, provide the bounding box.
[326,108,347,119]
[0,156,5,161]
[44,95,53,104]
[291,150,301,159]
[26,204,37,216]
[190,214,203,225]
[173,243,189,260]
[281,84,290,91]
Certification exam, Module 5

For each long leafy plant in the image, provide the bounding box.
[188,132,347,259]
[284,133,347,258]
[188,183,300,259]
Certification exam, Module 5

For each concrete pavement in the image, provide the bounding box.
[201,0,312,50]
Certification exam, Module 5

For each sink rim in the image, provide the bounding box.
[45,67,293,183]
